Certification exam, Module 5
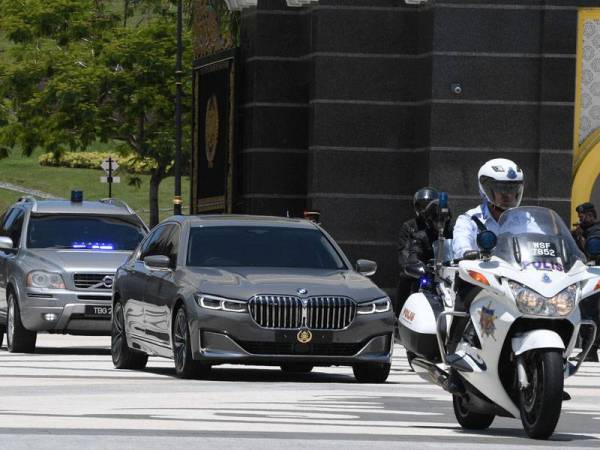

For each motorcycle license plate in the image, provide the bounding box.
[84,305,112,318]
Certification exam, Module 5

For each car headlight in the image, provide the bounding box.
[195,294,247,313]
[509,281,576,317]
[356,297,391,315]
[26,271,65,289]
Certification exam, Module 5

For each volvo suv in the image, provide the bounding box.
[0,195,147,352]
[111,215,394,382]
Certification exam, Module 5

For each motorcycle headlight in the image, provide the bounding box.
[26,271,65,289]
[509,281,576,317]
[195,294,247,313]
[357,297,391,315]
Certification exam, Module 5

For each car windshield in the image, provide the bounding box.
[494,206,585,272]
[186,226,347,270]
[27,214,146,251]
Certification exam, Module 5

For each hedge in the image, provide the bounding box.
[38,151,157,174]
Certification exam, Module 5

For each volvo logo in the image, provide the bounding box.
[102,275,114,289]
[297,288,308,295]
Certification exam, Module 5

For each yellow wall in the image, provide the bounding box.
[572,9,600,223]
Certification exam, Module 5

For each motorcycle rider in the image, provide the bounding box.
[452,158,524,258]
[447,158,524,366]
[397,187,452,316]
[572,202,600,362]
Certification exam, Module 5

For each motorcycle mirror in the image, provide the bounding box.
[477,230,497,252]
[586,236,600,258]
[404,262,426,279]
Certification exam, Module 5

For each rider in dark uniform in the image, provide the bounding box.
[572,202,600,362]
[396,187,451,316]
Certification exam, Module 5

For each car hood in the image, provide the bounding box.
[180,266,385,303]
[21,249,131,273]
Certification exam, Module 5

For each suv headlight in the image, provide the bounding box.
[357,297,391,315]
[26,271,65,289]
[195,294,247,313]
[509,281,576,317]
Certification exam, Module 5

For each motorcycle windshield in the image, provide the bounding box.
[494,206,585,272]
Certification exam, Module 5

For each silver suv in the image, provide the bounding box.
[0,195,147,352]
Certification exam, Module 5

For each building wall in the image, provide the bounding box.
[203,0,586,293]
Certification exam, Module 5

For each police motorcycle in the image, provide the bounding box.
[398,197,599,440]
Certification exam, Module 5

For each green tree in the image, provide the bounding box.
[0,0,192,226]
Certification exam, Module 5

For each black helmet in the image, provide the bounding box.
[413,187,439,218]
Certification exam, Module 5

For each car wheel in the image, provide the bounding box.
[352,362,391,383]
[173,306,210,379]
[280,363,314,373]
[6,290,36,353]
[111,301,148,370]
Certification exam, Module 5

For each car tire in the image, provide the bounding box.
[6,290,36,353]
[352,362,391,383]
[111,301,148,370]
[280,363,314,373]
[173,306,210,379]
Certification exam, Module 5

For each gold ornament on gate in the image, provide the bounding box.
[205,94,219,168]
[297,329,313,344]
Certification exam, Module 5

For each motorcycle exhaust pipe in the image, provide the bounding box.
[411,357,449,389]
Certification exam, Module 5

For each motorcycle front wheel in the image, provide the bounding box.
[518,349,564,440]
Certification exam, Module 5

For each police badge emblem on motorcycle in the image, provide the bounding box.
[479,302,497,340]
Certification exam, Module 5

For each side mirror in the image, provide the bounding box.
[477,230,497,252]
[144,255,172,270]
[586,237,600,259]
[0,236,14,250]
[404,262,426,279]
[356,259,377,277]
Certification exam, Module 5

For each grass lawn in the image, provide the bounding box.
[0,149,190,225]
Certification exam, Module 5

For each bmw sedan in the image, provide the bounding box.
[111,215,394,382]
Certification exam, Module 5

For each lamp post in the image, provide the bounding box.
[173,0,183,215]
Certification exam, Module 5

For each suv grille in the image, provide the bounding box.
[249,295,356,330]
[73,273,114,290]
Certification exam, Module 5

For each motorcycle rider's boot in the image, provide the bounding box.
[585,348,599,362]
[572,347,599,362]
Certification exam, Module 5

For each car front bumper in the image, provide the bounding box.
[20,289,112,335]
[188,308,395,366]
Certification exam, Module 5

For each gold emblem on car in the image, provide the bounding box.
[297,329,312,344]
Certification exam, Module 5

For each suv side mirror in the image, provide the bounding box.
[356,259,377,277]
[144,255,172,270]
[0,236,14,249]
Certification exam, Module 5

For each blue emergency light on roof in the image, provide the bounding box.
[71,191,83,203]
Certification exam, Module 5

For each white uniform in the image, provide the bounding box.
[452,202,500,258]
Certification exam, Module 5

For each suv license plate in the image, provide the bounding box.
[85,305,112,318]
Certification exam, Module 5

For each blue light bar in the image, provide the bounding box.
[72,242,115,250]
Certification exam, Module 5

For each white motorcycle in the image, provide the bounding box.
[398,205,598,439]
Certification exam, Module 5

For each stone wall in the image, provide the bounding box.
[198,0,585,293]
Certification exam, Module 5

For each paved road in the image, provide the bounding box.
[0,335,599,449]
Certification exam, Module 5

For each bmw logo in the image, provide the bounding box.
[507,168,517,179]
[297,288,308,295]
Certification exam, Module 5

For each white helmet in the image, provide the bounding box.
[478,158,524,210]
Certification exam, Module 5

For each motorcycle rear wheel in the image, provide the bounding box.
[518,349,563,440]
[452,394,495,430]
